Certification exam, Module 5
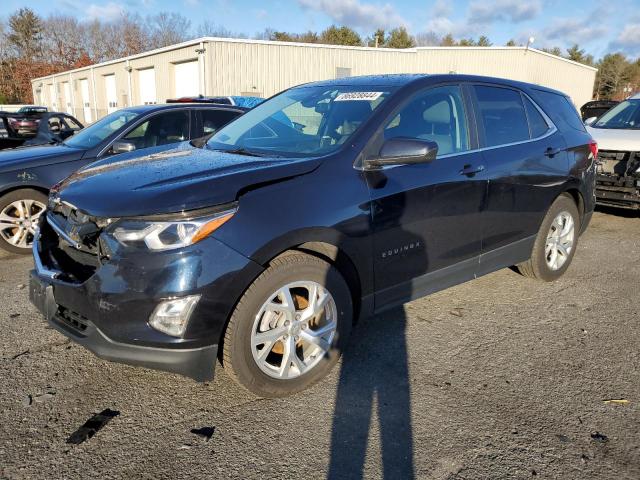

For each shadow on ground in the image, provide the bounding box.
[328,307,414,479]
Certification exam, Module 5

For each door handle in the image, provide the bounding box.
[545,147,562,157]
[459,164,485,176]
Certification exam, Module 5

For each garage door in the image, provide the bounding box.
[174,60,199,98]
[79,78,92,123]
[138,68,157,105]
[105,74,117,114]
[48,84,56,111]
[63,82,72,114]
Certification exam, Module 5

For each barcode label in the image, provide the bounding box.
[335,92,383,102]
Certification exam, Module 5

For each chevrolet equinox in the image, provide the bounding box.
[30,75,596,397]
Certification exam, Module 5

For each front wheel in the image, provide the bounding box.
[0,189,47,254]
[517,194,580,281]
[222,252,353,397]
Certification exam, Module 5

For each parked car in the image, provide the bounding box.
[585,93,640,209]
[0,112,84,150]
[17,106,48,114]
[167,95,264,108]
[580,100,619,121]
[7,106,50,134]
[30,74,595,397]
[0,103,246,253]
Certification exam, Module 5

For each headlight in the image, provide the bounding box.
[111,206,236,251]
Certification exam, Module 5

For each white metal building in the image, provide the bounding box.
[31,37,597,124]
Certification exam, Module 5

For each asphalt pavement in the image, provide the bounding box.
[1,209,639,479]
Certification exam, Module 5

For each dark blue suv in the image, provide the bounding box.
[30,75,596,397]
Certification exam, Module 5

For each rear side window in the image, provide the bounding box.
[523,96,550,138]
[533,90,585,132]
[63,116,82,129]
[201,109,240,135]
[473,86,529,147]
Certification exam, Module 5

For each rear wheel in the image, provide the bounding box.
[517,195,580,281]
[0,189,47,254]
[222,252,352,397]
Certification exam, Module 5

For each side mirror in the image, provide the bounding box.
[111,140,136,154]
[365,137,438,169]
[584,116,597,126]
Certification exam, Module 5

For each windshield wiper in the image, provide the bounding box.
[213,147,272,157]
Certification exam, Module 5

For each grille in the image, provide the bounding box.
[38,212,104,284]
[55,306,89,333]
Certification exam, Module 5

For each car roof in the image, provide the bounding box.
[299,73,568,96]
[123,103,248,114]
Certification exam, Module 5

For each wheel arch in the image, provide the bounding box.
[561,187,585,224]
[0,183,50,200]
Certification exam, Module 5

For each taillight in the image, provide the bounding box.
[589,140,598,159]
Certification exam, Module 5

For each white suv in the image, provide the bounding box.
[586,93,640,209]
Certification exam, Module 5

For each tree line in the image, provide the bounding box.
[1,7,638,104]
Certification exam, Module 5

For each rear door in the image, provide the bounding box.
[368,84,487,309]
[471,84,568,272]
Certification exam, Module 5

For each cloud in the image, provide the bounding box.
[296,0,407,30]
[468,0,541,25]
[432,0,451,18]
[422,0,471,37]
[543,11,607,47]
[424,17,471,37]
[609,22,640,57]
[85,2,126,21]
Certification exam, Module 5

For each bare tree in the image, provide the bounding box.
[196,21,245,38]
[146,13,191,48]
[41,16,86,68]
[415,31,441,47]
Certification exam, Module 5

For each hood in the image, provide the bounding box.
[55,144,323,217]
[0,144,84,173]
[586,126,640,152]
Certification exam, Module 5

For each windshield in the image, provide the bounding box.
[207,86,395,157]
[594,100,640,129]
[64,110,140,149]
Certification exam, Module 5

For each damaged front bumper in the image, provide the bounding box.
[595,150,640,209]
[28,212,264,382]
[29,269,219,381]
[30,269,218,380]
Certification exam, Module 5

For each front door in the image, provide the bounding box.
[368,84,487,310]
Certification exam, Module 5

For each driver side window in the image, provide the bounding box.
[384,85,470,156]
[123,111,190,149]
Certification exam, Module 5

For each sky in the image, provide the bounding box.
[5,0,640,59]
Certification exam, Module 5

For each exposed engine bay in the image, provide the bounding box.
[595,150,640,209]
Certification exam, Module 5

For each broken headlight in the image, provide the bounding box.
[111,206,236,251]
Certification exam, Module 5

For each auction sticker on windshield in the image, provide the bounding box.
[335,92,383,101]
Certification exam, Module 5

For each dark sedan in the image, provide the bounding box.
[0,112,84,150]
[0,103,245,253]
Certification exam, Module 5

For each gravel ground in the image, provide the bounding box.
[1,209,639,479]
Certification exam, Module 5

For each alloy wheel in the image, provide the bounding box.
[0,199,46,249]
[251,281,338,379]
[545,211,575,271]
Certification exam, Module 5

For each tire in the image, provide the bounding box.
[0,189,48,255]
[517,194,580,282]
[222,252,353,397]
